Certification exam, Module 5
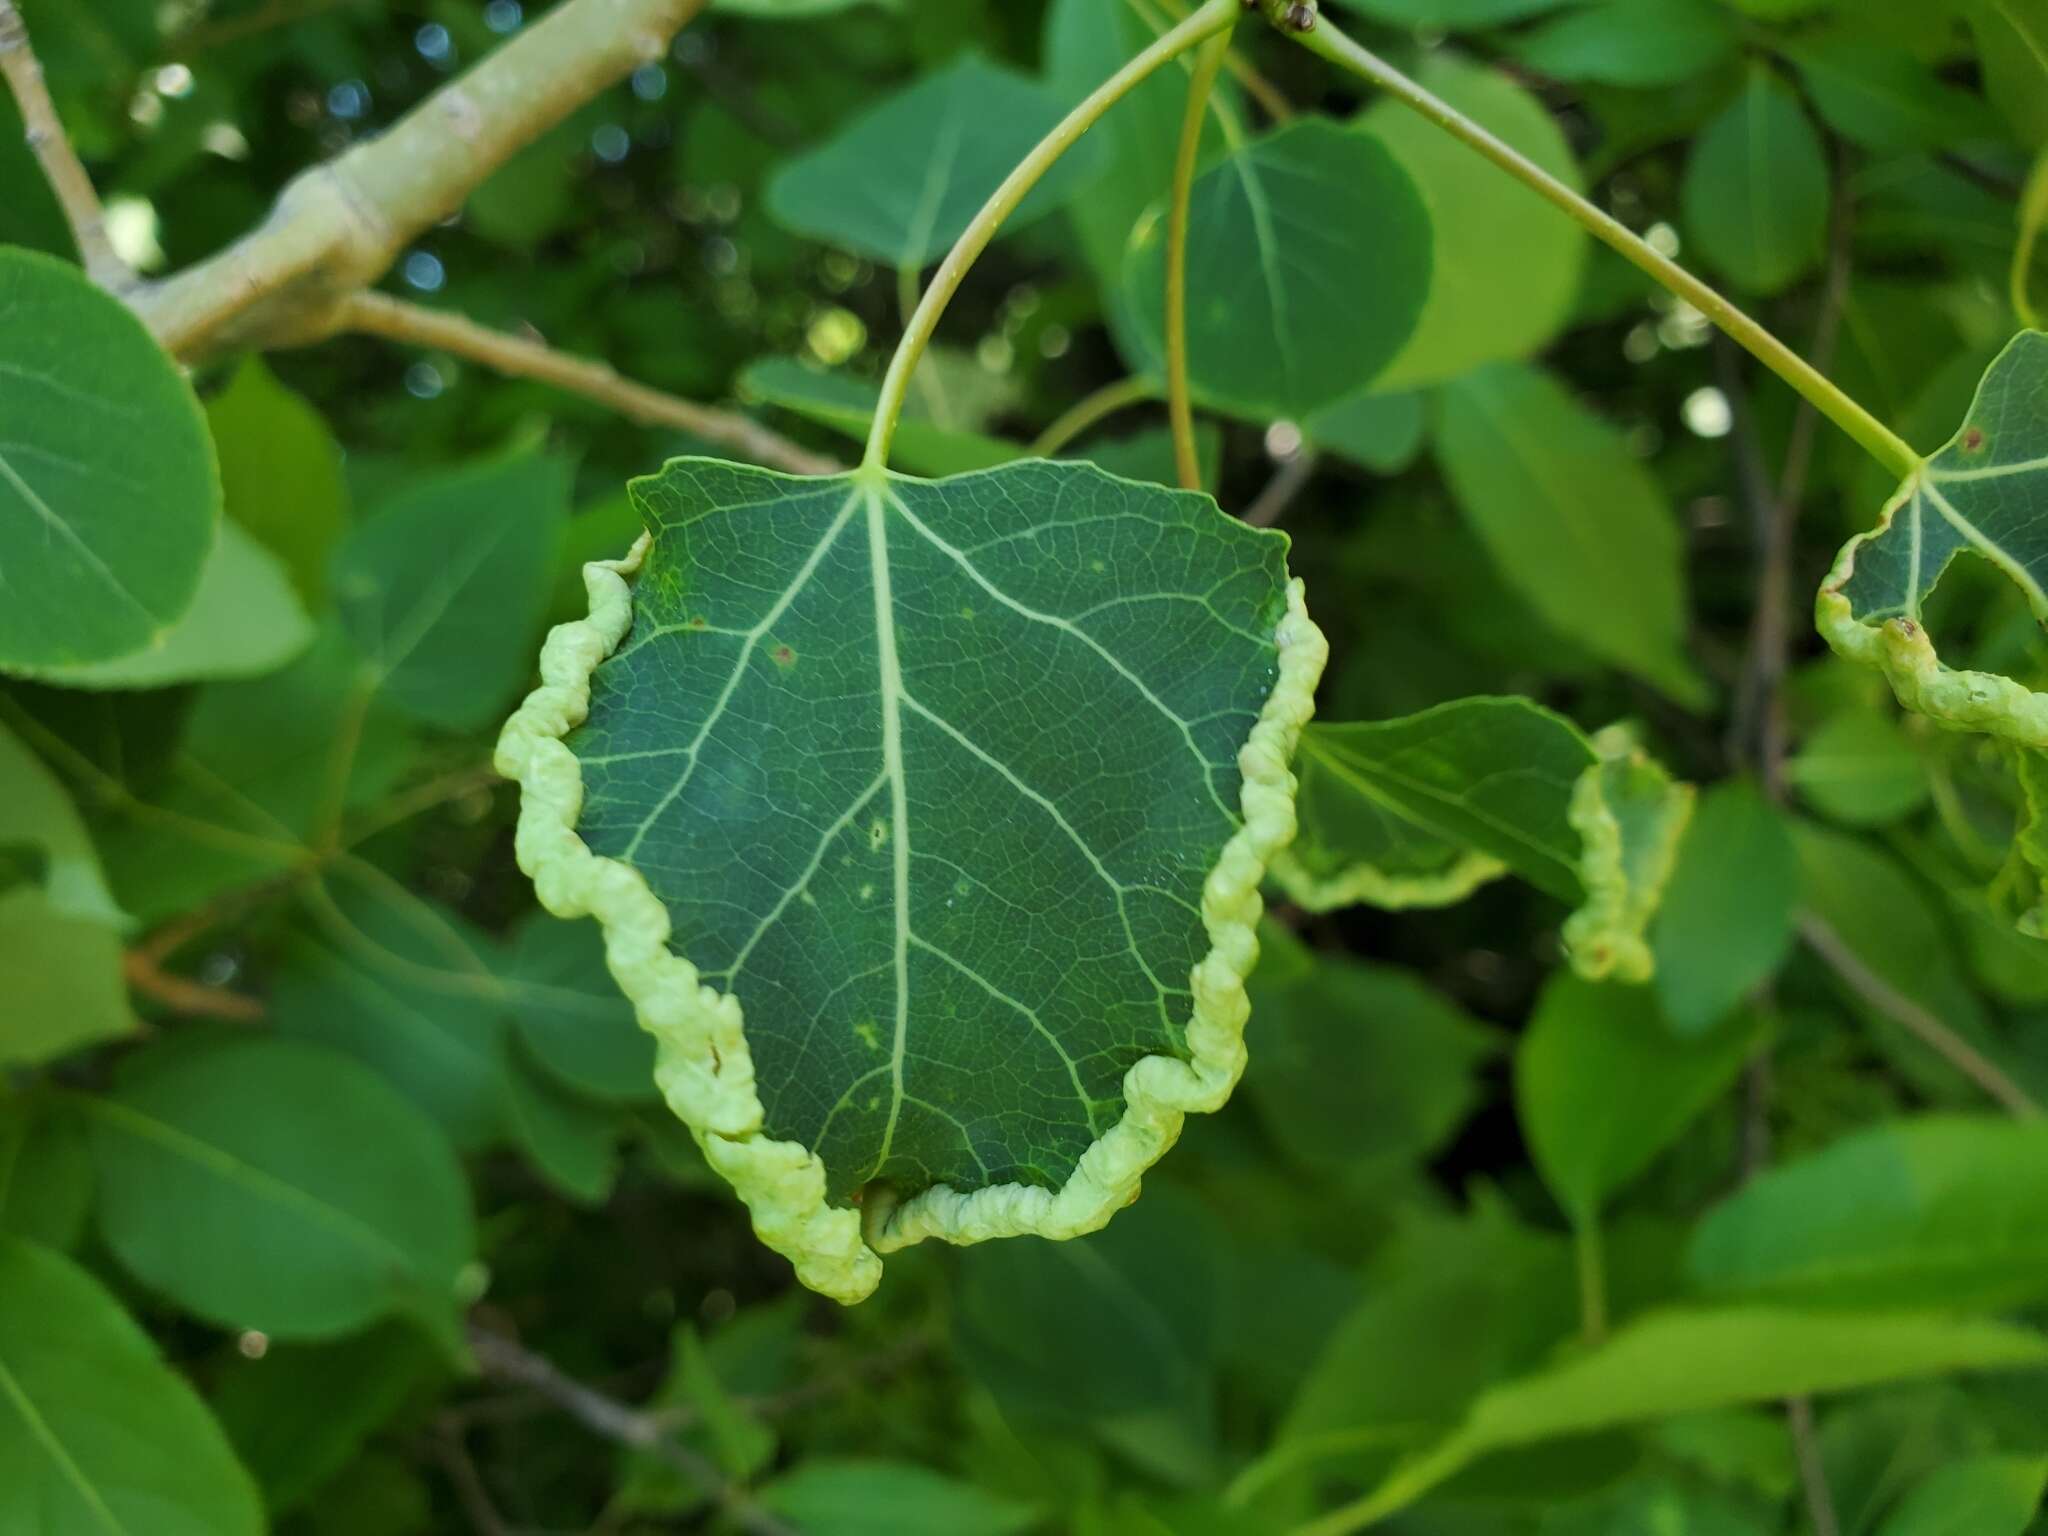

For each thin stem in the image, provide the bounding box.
[0,1,133,289]
[1168,26,1234,491]
[1787,1396,1842,1536]
[1146,0,1295,122]
[896,262,953,426]
[1285,15,1921,483]
[1574,1218,1608,1344]
[862,0,1240,472]
[342,292,840,476]
[1027,375,1160,458]
[1244,446,1318,526]
[1798,913,2045,1118]
[1125,0,1249,147]
[2013,147,2048,330]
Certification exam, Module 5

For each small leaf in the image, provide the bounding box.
[335,450,571,730]
[0,248,219,670]
[1787,36,2000,152]
[36,522,314,690]
[1786,709,1930,827]
[1686,1116,2048,1312]
[504,909,656,1104]
[1875,1455,2048,1536]
[1681,67,1829,296]
[0,1093,94,1250]
[1274,699,1695,983]
[759,1459,1041,1536]
[0,889,135,1066]
[1303,389,1426,475]
[1517,975,1759,1226]
[1122,118,1433,420]
[1512,0,1738,88]
[87,1035,475,1340]
[0,1234,264,1536]
[1331,1308,2048,1525]
[0,717,123,926]
[1328,0,1573,23]
[1435,363,1705,705]
[1651,781,1798,1036]
[1819,333,2048,749]
[498,458,1322,1302]
[205,356,349,604]
[1357,52,1588,390]
[766,54,1095,268]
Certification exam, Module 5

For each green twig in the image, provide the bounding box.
[1168,26,1234,491]
[1574,1218,1607,1345]
[862,0,1240,472]
[1027,375,1160,458]
[1283,13,1921,483]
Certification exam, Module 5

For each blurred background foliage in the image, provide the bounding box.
[9,0,2048,1532]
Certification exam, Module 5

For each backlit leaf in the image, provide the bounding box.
[1681,67,1828,296]
[0,1235,263,1536]
[497,457,1323,1301]
[0,247,218,670]
[1650,781,1798,1036]
[1122,118,1433,420]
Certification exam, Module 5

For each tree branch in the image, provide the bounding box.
[341,293,840,476]
[466,1325,798,1536]
[131,0,710,359]
[1798,913,2044,1119]
[0,0,134,289]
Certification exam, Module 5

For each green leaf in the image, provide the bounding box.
[1303,389,1426,476]
[1122,118,1433,420]
[0,248,219,670]
[1650,781,1799,1036]
[204,356,349,605]
[1875,1454,2048,1536]
[1273,700,1695,983]
[737,356,1020,477]
[86,1034,475,1340]
[1681,68,1829,296]
[1997,746,2048,937]
[1512,0,1738,88]
[1786,709,1930,826]
[1331,1307,2048,1526]
[759,1459,1041,1536]
[498,458,1322,1302]
[1245,928,1499,1170]
[0,1093,94,1250]
[1357,53,1588,390]
[1327,0,1574,24]
[0,717,123,926]
[504,909,656,1103]
[502,1049,621,1205]
[0,889,135,1066]
[334,450,571,731]
[1788,37,2000,151]
[1517,974,1758,1225]
[766,54,1094,268]
[1819,332,2048,748]
[0,1234,263,1536]
[1686,1116,2048,1311]
[1435,363,1705,705]
[36,522,314,689]
[1544,1476,1778,1535]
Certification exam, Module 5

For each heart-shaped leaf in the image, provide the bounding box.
[1819,331,2048,746]
[497,458,1324,1300]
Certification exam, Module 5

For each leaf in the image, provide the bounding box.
[334,449,571,731]
[1303,389,1426,476]
[1543,1476,1778,1536]
[1328,0,1575,24]
[1273,699,1695,983]
[0,247,219,670]
[1787,36,2000,152]
[1516,974,1759,1226]
[1685,1116,2048,1311]
[737,356,1020,477]
[1681,67,1829,296]
[759,1459,1041,1536]
[0,1234,263,1536]
[766,54,1095,268]
[86,1034,475,1341]
[204,356,349,604]
[1332,1308,2048,1526]
[1650,781,1799,1036]
[1786,710,1930,827]
[0,889,135,1066]
[1245,927,1499,1170]
[1875,1455,2048,1536]
[1435,364,1706,705]
[504,909,656,1103]
[0,1093,94,1250]
[1122,118,1433,420]
[1511,0,1738,88]
[0,717,122,925]
[1356,53,1588,390]
[497,457,1322,1302]
[36,522,315,689]
[1819,332,2048,748]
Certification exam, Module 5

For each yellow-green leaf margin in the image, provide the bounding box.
[494,513,1328,1303]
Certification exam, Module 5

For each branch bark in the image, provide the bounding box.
[342,293,840,476]
[131,0,709,360]
[0,0,134,289]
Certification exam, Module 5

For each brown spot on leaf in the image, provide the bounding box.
[1963,427,1986,452]
[772,644,796,667]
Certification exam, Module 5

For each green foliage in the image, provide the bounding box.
[9,1,2048,1531]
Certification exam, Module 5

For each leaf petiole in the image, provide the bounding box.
[1168,25,1236,491]
[860,0,1241,473]
[1282,13,1923,484]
